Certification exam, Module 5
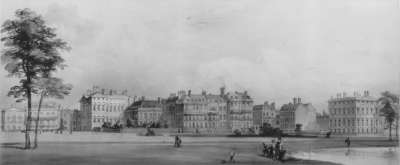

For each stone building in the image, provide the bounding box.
[164,87,254,134]
[30,102,62,132]
[59,108,74,132]
[1,107,25,132]
[279,97,318,133]
[1,102,64,132]
[328,91,385,136]
[253,101,279,129]
[226,91,254,133]
[79,86,134,131]
[124,98,163,127]
[164,88,230,134]
[72,109,82,131]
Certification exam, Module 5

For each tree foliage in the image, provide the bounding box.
[1,8,70,149]
[378,91,399,141]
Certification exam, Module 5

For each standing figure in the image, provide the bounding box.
[229,149,236,163]
[274,141,281,160]
[345,137,351,148]
[174,135,179,147]
[177,136,182,147]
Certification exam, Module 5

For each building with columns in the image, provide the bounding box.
[79,86,134,131]
[328,91,385,136]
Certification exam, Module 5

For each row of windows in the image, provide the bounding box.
[92,118,119,123]
[332,128,379,134]
[229,102,252,106]
[263,112,275,117]
[330,118,382,127]
[185,105,226,111]
[139,112,161,120]
[330,107,378,115]
[92,104,125,112]
[331,100,376,105]
[184,121,222,128]
[4,125,24,130]
[184,115,226,121]
[231,114,252,120]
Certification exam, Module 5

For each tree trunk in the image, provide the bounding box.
[33,92,44,149]
[389,122,392,141]
[396,117,399,139]
[25,87,32,149]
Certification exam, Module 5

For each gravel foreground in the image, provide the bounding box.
[0,132,398,165]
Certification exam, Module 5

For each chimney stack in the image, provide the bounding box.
[188,90,191,96]
[293,97,297,104]
[271,102,276,110]
[220,86,225,96]
[202,90,206,95]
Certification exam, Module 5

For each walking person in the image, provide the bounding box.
[229,149,236,163]
[174,135,179,147]
[345,136,351,148]
[274,140,281,160]
[177,136,182,147]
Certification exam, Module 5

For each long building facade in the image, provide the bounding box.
[328,91,385,136]
[79,86,134,130]
[164,87,254,134]
[1,102,63,132]
[1,107,25,132]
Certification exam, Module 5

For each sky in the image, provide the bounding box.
[1,0,399,111]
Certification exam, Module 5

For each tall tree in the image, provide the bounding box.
[378,91,399,141]
[1,8,70,149]
[32,77,72,149]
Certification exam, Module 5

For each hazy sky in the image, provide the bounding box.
[1,0,399,111]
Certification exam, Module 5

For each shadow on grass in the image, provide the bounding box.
[1,143,26,150]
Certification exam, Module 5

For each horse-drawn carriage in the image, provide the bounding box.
[261,142,286,161]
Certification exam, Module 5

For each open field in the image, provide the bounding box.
[0,132,398,165]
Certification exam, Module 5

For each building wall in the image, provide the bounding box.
[253,102,279,129]
[79,87,133,131]
[30,102,61,132]
[328,91,384,136]
[124,100,163,126]
[164,88,253,134]
[253,105,263,128]
[1,108,25,132]
[181,93,229,134]
[226,91,254,133]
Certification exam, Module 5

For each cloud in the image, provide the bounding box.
[0,0,399,111]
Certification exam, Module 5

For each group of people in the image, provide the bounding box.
[262,138,286,161]
[174,135,182,148]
